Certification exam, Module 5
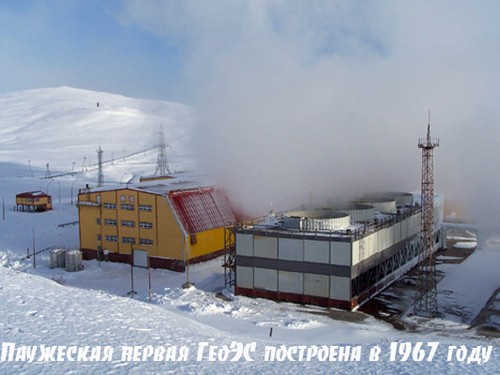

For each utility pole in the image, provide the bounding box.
[97,146,104,188]
[414,115,440,317]
[32,227,36,269]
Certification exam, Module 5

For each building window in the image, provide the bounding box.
[139,221,153,229]
[105,235,118,242]
[129,195,134,203]
[139,204,152,212]
[104,203,116,209]
[121,204,134,211]
[104,219,117,226]
[122,237,136,244]
[120,195,126,202]
[140,238,153,246]
[121,220,135,228]
[96,218,101,225]
[97,234,102,241]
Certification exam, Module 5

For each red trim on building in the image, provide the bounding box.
[235,287,356,310]
[80,247,227,273]
[16,191,50,199]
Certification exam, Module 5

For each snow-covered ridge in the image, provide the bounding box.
[0,86,195,175]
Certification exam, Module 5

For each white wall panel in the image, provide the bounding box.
[400,219,408,240]
[304,240,329,263]
[330,241,351,266]
[330,276,351,301]
[278,238,303,261]
[358,233,376,262]
[236,266,253,289]
[254,267,277,291]
[236,233,253,256]
[393,222,401,243]
[304,273,329,298]
[351,241,360,265]
[377,228,392,252]
[254,236,278,259]
[368,233,377,258]
[278,271,303,294]
[408,214,421,236]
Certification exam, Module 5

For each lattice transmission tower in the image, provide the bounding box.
[155,125,171,176]
[414,118,440,317]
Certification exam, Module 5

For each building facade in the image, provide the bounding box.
[78,184,235,271]
[234,194,444,310]
[16,191,52,212]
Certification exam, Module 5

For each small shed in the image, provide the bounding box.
[16,191,52,212]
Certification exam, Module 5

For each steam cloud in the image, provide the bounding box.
[122,1,500,232]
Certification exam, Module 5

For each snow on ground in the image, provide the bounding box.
[0,87,498,374]
[436,246,500,327]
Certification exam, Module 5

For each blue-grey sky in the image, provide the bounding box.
[0,0,183,100]
[2,1,500,222]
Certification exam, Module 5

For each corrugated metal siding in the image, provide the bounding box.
[168,187,235,234]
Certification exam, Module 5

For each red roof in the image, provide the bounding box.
[16,191,50,198]
[168,187,235,234]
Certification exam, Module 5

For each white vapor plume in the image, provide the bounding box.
[122,1,500,231]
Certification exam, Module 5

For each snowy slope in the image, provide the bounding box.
[0,87,498,374]
[1,265,498,374]
[0,86,195,179]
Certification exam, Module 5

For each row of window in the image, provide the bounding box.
[103,202,153,212]
[102,235,154,246]
[99,218,153,228]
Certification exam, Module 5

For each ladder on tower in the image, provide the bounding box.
[414,120,440,318]
[223,224,236,290]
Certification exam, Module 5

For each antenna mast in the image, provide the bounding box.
[414,112,440,317]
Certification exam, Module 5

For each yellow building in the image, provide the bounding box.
[78,183,235,271]
[16,191,53,212]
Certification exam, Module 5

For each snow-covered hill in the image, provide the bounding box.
[0,87,498,374]
[0,86,195,180]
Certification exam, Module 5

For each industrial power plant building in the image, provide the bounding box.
[78,181,235,271]
[234,193,444,310]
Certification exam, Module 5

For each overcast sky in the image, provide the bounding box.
[2,1,500,223]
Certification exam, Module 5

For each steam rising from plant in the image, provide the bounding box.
[122,1,500,232]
